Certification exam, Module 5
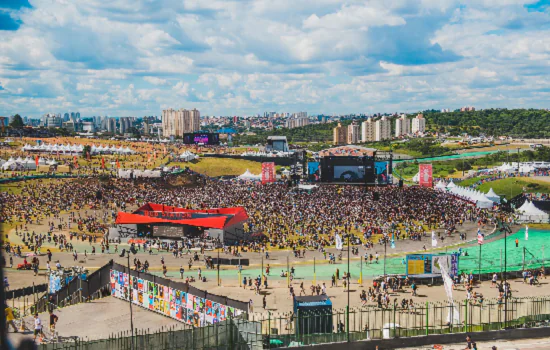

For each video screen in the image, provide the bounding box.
[333,165,365,182]
[183,133,220,145]
[375,161,390,184]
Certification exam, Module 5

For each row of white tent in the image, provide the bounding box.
[435,180,501,207]
[21,143,136,154]
[1,157,60,170]
[178,151,198,162]
[117,169,162,179]
[241,151,293,157]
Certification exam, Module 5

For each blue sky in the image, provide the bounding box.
[0,0,549,117]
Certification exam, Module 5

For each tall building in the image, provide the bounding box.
[106,118,116,133]
[375,116,391,141]
[361,119,376,142]
[162,108,200,137]
[119,117,132,134]
[63,113,70,122]
[412,114,426,134]
[395,114,410,137]
[460,106,475,112]
[285,116,309,129]
[333,123,348,145]
[75,112,80,120]
[347,122,360,144]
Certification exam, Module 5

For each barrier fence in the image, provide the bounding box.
[36,296,550,349]
[38,317,262,350]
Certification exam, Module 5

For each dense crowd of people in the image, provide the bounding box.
[0,172,501,252]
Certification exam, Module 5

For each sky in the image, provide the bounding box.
[0,0,549,118]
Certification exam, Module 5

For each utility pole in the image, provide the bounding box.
[217,248,220,286]
[346,224,350,342]
[478,242,482,282]
[125,252,135,350]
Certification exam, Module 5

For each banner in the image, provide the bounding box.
[335,233,343,250]
[35,155,39,167]
[419,164,433,187]
[261,162,275,184]
[101,157,105,169]
[110,269,243,326]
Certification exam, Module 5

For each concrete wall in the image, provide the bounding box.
[287,327,550,350]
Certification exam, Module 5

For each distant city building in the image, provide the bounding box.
[119,117,132,134]
[440,108,451,113]
[162,108,200,137]
[375,116,391,141]
[333,122,348,145]
[395,114,410,137]
[44,113,62,128]
[285,115,309,129]
[63,113,70,122]
[81,122,95,133]
[412,114,426,134]
[460,106,475,112]
[106,118,116,133]
[361,119,376,142]
[347,122,360,144]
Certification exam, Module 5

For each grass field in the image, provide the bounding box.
[170,158,263,177]
[474,177,550,199]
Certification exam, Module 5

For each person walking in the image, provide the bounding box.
[180,266,185,279]
[515,238,519,248]
[33,313,44,342]
[5,304,17,333]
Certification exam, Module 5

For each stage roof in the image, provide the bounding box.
[115,203,248,229]
[318,145,376,157]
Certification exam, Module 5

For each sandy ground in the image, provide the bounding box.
[396,337,550,350]
[6,296,185,347]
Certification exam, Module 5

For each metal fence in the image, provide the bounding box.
[252,296,550,347]
[37,296,550,349]
[38,317,262,350]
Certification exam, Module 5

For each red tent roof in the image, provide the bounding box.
[115,203,248,230]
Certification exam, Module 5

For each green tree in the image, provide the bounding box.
[9,114,24,128]
[82,145,91,159]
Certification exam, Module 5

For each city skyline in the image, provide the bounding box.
[0,1,549,117]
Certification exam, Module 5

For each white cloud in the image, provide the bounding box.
[143,77,168,86]
[0,0,549,117]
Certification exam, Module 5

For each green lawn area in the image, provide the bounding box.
[170,157,263,177]
[475,177,550,200]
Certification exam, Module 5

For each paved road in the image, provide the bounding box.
[396,337,550,349]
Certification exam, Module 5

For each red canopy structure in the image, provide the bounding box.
[115,203,248,230]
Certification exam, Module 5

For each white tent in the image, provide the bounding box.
[485,188,501,204]
[435,180,447,190]
[412,172,419,183]
[298,184,318,191]
[281,169,291,177]
[446,180,456,189]
[179,151,197,162]
[238,169,261,181]
[516,201,549,223]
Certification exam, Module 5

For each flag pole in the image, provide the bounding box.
[478,243,482,282]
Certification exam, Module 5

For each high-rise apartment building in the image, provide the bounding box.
[412,114,426,134]
[285,116,309,129]
[395,114,410,137]
[347,122,360,144]
[460,106,475,112]
[333,123,348,145]
[162,108,200,137]
[361,118,376,142]
[375,116,391,141]
[119,117,132,134]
